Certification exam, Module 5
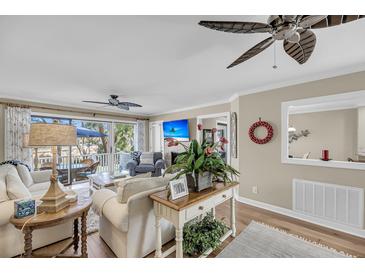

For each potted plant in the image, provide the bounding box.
[165,124,239,192]
[183,213,228,257]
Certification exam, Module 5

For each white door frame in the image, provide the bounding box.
[196,112,231,165]
[149,120,164,155]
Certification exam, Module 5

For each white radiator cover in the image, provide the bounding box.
[293,179,364,229]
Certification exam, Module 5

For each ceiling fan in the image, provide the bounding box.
[199,15,365,68]
[82,95,142,111]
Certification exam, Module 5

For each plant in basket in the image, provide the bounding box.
[164,124,239,192]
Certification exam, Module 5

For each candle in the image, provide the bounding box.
[322,149,329,160]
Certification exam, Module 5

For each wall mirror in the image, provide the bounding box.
[281,90,365,170]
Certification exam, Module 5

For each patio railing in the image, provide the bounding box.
[36,151,128,183]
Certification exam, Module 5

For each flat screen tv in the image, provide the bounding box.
[163,119,190,141]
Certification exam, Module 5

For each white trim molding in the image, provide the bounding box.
[237,196,365,239]
[281,90,365,170]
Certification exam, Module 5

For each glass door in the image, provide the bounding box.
[113,122,136,175]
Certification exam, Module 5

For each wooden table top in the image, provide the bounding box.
[149,182,239,211]
[10,198,92,229]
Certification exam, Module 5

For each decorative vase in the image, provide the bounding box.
[186,172,213,192]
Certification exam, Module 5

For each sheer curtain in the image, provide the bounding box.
[136,119,148,152]
[4,106,32,168]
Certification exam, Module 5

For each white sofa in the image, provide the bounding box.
[92,177,175,258]
[0,164,73,258]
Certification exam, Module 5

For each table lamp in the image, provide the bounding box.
[28,123,77,213]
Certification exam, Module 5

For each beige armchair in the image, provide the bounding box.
[92,186,175,258]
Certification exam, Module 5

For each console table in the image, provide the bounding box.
[150,182,239,258]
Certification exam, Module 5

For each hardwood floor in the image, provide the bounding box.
[46,200,365,258]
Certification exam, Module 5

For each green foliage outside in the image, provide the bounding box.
[114,123,135,152]
[77,122,135,154]
[183,213,228,256]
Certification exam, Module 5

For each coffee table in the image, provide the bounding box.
[88,171,129,190]
[10,197,92,258]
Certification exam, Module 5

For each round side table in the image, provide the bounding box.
[10,198,92,258]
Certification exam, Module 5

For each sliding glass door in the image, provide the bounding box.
[31,115,136,185]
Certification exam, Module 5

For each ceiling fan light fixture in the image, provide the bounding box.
[287,31,301,43]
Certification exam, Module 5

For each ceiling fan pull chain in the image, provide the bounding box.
[272,41,278,69]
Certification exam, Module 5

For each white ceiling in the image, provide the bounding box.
[0,15,365,116]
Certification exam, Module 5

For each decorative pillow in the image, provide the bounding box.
[117,176,169,203]
[130,151,142,163]
[0,160,31,171]
[0,178,8,202]
[114,172,152,188]
[6,174,32,200]
[0,164,18,202]
[16,164,34,187]
[140,152,154,165]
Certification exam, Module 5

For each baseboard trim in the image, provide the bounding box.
[237,196,365,239]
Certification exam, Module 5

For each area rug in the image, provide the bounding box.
[217,221,351,258]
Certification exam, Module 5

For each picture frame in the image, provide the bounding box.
[217,129,224,140]
[203,129,213,144]
[230,112,237,158]
[169,176,189,200]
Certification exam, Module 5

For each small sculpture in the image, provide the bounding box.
[289,129,310,143]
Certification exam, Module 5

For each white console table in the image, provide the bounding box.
[150,182,239,258]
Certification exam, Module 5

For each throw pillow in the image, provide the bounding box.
[16,164,34,187]
[0,177,8,202]
[139,152,154,165]
[130,151,142,163]
[117,176,169,203]
[0,164,18,202]
[6,174,32,200]
[114,172,152,188]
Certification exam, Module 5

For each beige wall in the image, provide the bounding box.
[357,107,365,156]
[289,109,357,161]
[238,71,365,216]
[0,104,4,162]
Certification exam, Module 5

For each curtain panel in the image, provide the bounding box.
[4,106,32,168]
[136,119,148,152]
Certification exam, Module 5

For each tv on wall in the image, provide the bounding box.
[163,119,190,141]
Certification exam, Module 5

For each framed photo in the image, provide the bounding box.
[169,176,189,200]
[203,129,213,144]
[217,129,224,140]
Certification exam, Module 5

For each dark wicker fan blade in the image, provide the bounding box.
[227,37,274,69]
[118,102,142,108]
[117,104,130,111]
[82,100,110,105]
[307,15,365,29]
[198,20,272,34]
[283,29,316,64]
[299,15,328,28]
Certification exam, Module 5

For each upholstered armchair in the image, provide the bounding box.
[126,152,165,177]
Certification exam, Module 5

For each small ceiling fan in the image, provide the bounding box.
[82,95,142,111]
[199,15,365,68]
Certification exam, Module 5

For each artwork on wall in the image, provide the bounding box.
[230,112,237,158]
[203,129,213,144]
[217,129,224,140]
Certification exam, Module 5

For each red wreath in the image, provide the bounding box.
[248,118,273,144]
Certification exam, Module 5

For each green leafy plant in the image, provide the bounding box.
[165,124,239,183]
[183,213,228,256]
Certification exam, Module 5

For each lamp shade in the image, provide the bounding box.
[28,123,77,147]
